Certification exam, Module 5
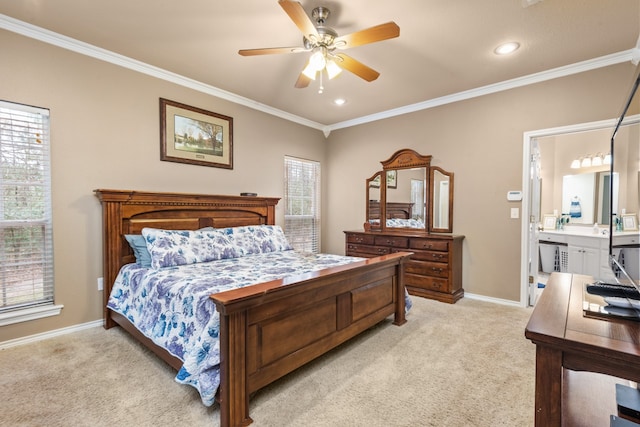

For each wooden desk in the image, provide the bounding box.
[525,273,640,426]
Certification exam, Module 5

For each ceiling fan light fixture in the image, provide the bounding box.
[302,62,317,80]
[309,48,327,71]
[325,59,342,79]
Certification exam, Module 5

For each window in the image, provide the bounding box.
[284,156,320,253]
[0,101,59,326]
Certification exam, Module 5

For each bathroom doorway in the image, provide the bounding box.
[521,115,640,306]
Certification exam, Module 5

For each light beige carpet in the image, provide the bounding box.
[0,297,535,427]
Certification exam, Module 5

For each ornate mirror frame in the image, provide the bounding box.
[371,148,455,233]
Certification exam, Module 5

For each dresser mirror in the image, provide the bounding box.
[371,148,454,233]
[366,171,383,230]
[430,166,454,232]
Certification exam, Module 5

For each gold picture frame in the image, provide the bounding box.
[542,214,557,231]
[160,98,233,169]
[622,213,638,231]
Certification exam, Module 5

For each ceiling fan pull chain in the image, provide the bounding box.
[318,70,324,94]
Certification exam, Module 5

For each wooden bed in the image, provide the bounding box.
[95,189,410,427]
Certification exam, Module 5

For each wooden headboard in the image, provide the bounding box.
[369,200,414,219]
[94,189,280,325]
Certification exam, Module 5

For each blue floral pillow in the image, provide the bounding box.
[141,228,245,269]
[220,225,293,255]
[125,227,216,268]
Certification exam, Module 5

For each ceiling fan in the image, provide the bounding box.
[238,0,400,90]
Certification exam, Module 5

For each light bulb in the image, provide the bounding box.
[309,50,326,71]
[325,59,342,79]
[302,62,317,80]
[570,159,581,169]
[591,154,603,166]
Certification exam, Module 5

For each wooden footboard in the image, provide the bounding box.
[212,252,409,427]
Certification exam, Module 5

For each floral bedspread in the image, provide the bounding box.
[107,251,401,406]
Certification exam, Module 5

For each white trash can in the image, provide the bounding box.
[539,243,557,273]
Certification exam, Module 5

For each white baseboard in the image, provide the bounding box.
[464,292,526,308]
[0,319,103,350]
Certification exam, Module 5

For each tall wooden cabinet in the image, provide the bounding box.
[345,230,464,303]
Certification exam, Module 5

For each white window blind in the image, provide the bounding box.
[0,100,53,315]
[284,156,320,253]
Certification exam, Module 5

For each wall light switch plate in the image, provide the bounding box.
[511,208,519,219]
[97,277,103,291]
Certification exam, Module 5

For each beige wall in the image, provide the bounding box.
[0,30,326,342]
[324,64,639,302]
[1,28,638,342]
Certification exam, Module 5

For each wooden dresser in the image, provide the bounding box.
[345,230,464,303]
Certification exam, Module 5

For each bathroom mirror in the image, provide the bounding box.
[430,167,454,232]
[561,171,619,225]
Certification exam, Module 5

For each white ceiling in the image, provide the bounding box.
[1,0,639,131]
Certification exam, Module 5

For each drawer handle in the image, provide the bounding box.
[377,248,386,253]
[431,267,443,273]
[385,239,392,244]
[432,254,444,260]
[422,243,433,249]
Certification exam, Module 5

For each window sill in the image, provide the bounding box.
[0,304,64,326]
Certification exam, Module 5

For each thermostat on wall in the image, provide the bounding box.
[507,191,523,201]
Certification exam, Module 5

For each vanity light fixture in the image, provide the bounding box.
[571,153,610,169]
[494,42,520,55]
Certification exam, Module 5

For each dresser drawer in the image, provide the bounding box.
[409,238,449,252]
[374,235,409,248]
[406,260,449,278]
[405,273,450,292]
[410,249,448,263]
[346,244,391,257]
[346,233,375,245]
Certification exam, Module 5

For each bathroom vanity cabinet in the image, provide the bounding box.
[539,230,640,281]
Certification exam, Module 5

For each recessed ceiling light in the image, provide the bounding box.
[333,98,346,106]
[494,42,520,55]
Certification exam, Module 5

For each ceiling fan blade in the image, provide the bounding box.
[334,22,400,49]
[335,53,380,82]
[239,46,307,56]
[279,0,319,39]
[295,73,312,88]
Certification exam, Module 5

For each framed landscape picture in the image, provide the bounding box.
[160,98,233,169]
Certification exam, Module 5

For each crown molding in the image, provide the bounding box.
[0,14,325,131]
[1,14,635,135]
[326,49,637,133]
